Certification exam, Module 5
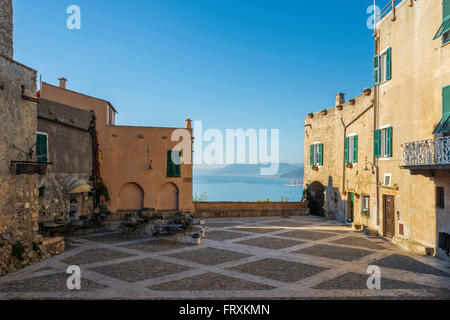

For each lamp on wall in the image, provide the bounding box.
[363,157,376,174]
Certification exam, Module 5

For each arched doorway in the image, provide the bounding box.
[118,183,144,211]
[157,183,179,211]
[309,181,325,216]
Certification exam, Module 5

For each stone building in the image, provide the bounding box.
[36,98,97,223]
[304,0,450,261]
[0,0,63,276]
[39,81,194,215]
[304,92,375,226]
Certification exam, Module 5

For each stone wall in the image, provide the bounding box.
[194,202,309,218]
[0,0,13,59]
[0,55,45,276]
[37,99,95,222]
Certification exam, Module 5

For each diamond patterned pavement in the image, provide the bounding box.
[0,215,449,299]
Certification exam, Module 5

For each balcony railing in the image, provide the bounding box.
[402,136,450,167]
[377,0,403,21]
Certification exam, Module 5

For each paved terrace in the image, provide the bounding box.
[0,215,449,299]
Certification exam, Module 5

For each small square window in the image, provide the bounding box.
[362,195,370,215]
[437,187,445,209]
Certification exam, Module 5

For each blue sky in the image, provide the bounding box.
[13,0,377,164]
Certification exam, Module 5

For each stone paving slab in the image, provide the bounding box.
[169,247,252,266]
[89,258,191,283]
[149,272,275,291]
[236,237,305,250]
[85,232,149,244]
[232,227,281,233]
[295,244,374,262]
[206,222,241,228]
[278,230,338,241]
[263,220,314,228]
[229,258,328,283]
[330,236,388,250]
[122,239,191,253]
[0,273,106,292]
[62,248,136,265]
[204,230,249,241]
[373,254,450,277]
[312,272,433,290]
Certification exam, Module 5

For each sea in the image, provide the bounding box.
[193,175,303,202]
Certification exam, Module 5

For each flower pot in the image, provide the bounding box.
[321,110,328,115]
[336,105,343,111]
[307,113,314,119]
[363,88,372,96]
[349,99,356,105]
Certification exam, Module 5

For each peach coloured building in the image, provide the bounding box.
[39,80,194,214]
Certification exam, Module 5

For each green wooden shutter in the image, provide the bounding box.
[445,0,450,19]
[174,151,181,177]
[167,151,173,177]
[344,137,349,164]
[318,144,323,166]
[36,134,48,163]
[310,145,314,166]
[353,135,358,163]
[374,129,381,158]
[443,85,450,115]
[386,127,393,157]
[374,55,380,85]
[386,48,392,80]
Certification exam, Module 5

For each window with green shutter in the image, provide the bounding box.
[35,133,48,163]
[374,48,392,84]
[310,143,323,167]
[167,150,181,177]
[346,135,358,164]
[375,127,392,158]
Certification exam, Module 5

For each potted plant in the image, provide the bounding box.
[50,228,60,237]
[336,105,343,111]
[346,163,353,169]
[191,233,201,245]
[311,165,319,171]
[349,99,356,105]
[321,110,328,115]
[363,88,372,96]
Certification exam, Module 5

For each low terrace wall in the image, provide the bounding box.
[194,202,309,218]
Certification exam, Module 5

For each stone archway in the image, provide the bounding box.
[309,181,325,216]
[157,183,179,211]
[118,182,144,211]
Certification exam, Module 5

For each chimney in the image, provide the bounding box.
[185,118,192,129]
[58,77,68,89]
[336,93,345,106]
[0,0,13,59]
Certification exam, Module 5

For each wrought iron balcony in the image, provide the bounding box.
[402,136,450,168]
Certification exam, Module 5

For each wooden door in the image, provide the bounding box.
[383,195,395,238]
[347,192,354,222]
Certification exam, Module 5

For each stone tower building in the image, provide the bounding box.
[0,0,13,59]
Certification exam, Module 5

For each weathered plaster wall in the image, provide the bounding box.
[0,0,13,59]
[304,92,375,226]
[36,99,94,222]
[375,0,450,257]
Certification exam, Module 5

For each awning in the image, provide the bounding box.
[66,178,91,194]
[432,114,450,134]
[433,16,450,40]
